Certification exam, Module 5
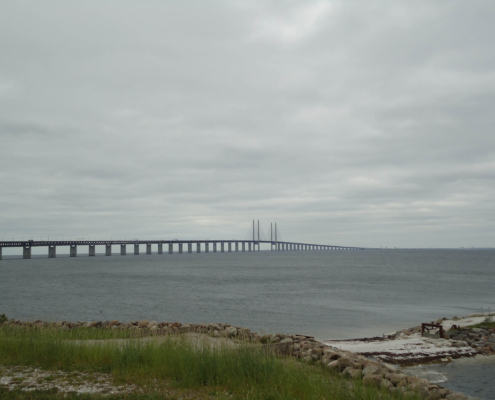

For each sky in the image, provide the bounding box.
[1,1,494,249]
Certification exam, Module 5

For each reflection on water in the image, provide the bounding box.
[405,356,495,400]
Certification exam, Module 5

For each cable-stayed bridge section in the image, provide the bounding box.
[0,239,365,259]
[0,221,365,260]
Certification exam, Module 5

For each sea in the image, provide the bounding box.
[1,249,494,398]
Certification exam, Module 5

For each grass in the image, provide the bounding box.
[459,319,495,330]
[0,388,177,400]
[0,327,416,400]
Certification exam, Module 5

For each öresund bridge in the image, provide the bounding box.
[0,221,365,260]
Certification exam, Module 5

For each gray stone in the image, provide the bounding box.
[327,360,339,370]
[302,356,313,363]
[426,390,442,400]
[446,393,468,400]
[342,367,362,379]
[137,320,148,328]
[362,364,381,376]
[280,338,293,344]
[388,373,408,386]
[225,326,237,337]
[381,379,393,390]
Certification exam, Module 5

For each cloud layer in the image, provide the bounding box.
[1,1,494,248]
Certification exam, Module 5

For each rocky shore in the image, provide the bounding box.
[2,316,492,400]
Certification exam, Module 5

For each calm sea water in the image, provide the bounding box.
[1,249,494,398]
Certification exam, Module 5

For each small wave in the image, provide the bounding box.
[406,368,448,383]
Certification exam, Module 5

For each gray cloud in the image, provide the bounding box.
[1,1,494,249]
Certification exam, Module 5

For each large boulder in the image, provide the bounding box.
[387,373,408,386]
[381,379,393,390]
[342,367,362,379]
[225,326,238,337]
[137,320,148,328]
[362,364,381,376]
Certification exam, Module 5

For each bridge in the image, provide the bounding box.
[0,221,365,260]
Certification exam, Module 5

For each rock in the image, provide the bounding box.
[381,379,393,390]
[426,390,442,400]
[362,364,381,376]
[446,393,468,400]
[336,357,353,371]
[419,387,430,399]
[225,326,238,337]
[147,321,158,329]
[323,350,342,360]
[327,360,340,370]
[381,362,397,373]
[342,367,362,379]
[388,373,408,386]
[270,336,281,343]
[280,338,293,344]
[137,320,148,328]
[363,375,382,387]
[302,356,313,363]
[410,378,431,391]
[109,320,120,327]
[261,334,272,343]
[293,344,301,351]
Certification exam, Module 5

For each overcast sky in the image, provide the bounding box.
[1,1,494,249]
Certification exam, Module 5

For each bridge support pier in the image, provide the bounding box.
[213,243,217,252]
[228,243,232,252]
[242,242,245,252]
[121,244,126,255]
[23,246,31,259]
[205,243,209,253]
[169,243,173,254]
[106,244,111,256]
[146,244,151,255]
[49,246,56,258]
[70,245,77,257]
[134,244,139,255]
[197,243,201,253]
[235,243,238,252]
[0,247,2,260]
[188,243,192,253]
[179,243,183,253]
[248,242,251,252]
[89,245,95,256]
[221,242,224,252]
[158,244,163,254]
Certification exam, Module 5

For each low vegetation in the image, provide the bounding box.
[0,326,414,400]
